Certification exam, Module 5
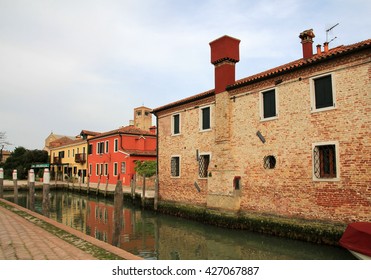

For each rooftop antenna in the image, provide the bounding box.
[326,23,339,44]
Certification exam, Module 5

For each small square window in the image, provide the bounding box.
[311,74,336,112]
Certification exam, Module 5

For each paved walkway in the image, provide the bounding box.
[0,199,142,260]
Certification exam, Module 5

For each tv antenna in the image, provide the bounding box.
[326,23,339,44]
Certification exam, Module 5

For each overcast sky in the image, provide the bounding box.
[0,0,370,151]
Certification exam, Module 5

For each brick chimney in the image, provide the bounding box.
[209,35,240,94]
[299,29,315,59]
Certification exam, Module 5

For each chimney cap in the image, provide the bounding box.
[299,29,315,42]
[209,35,240,65]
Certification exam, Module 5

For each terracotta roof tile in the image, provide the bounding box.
[89,125,156,140]
[152,38,371,113]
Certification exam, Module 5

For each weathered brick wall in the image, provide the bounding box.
[230,51,371,223]
[157,50,371,223]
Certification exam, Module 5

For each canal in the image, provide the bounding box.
[4,190,355,260]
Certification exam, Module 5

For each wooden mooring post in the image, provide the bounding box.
[0,168,3,199]
[12,169,18,204]
[112,180,123,247]
[42,168,50,217]
[28,169,35,211]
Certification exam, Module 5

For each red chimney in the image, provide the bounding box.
[209,35,240,94]
[299,29,315,59]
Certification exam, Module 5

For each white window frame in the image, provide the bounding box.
[171,113,181,136]
[96,164,99,176]
[310,72,336,113]
[199,105,212,132]
[105,141,109,153]
[198,152,211,179]
[259,87,278,122]
[104,163,108,176]
[113,162,118,176]
[89,164,92,176]
[170,155,181,178]
[114,139,118,152]
[312,141,340,181]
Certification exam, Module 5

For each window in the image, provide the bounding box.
[200,106,211,131]
[97,142,104,154]
[311,74,335,111]
[88,144,92,155]
[114,139,118,152]
[96,164,100,176]
[59,151,65,158]
[104,163,108,176]
[105,141,109,153]
[171,156,180,177]
[260,88,277,120]
[263,155,276,169]
[172,113,181,135]
[89,164,92,176]
[121,162,126,174]
[313,142,339,180]
[113,162,118,176]
[198,154,210,178]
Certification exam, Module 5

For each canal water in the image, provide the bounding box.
[4,190,355,260]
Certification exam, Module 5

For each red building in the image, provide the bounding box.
[87,125,156,187]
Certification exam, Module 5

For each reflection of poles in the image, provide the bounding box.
[42,168,50,217]
[112,180,123,247]
[104,174,109,197]
[0,168,3,199]
[28,169,35,212]
[12,169,18,204]
[154,176,158,211]
[141,175,146,208]
[87,176,90,194]
[96,175,101,195]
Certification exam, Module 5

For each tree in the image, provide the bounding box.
[134,160,157,178]
[3,147,48,179]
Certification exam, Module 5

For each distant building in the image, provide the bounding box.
[133,106,153,131]
[44,132,75,154]
[0,150,11,164]
[152,30,371,223]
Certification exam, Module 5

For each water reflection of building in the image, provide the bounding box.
[85,200,155,254]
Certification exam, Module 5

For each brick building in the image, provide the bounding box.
[152,30,371,223]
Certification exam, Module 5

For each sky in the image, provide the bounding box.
[0,0,370,151]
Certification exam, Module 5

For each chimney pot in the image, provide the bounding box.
[299,29,315,59]
[316,44,322,55]
[324,42,329,53]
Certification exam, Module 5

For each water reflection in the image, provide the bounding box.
[4,190,355,260]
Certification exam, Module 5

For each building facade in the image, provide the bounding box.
[152,30,371,223]
[49,131,98,182]
[87,125,156,187]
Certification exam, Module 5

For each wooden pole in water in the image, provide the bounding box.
[154,176,158,211]
[87,176,90,194]
[42,168,50,217]
[12,169,18,203]
[28,169,35,211]
[0,168,4,198]
[112,179,123,247]
[141,175,146,208]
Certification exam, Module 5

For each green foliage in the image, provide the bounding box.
[134,160,156,177]
[3,147,48,179]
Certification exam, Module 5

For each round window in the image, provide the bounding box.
[263,155,276,169]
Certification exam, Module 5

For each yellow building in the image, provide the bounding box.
[49,130,98,183]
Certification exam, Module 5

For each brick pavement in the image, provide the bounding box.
[0,202,97,260]
[0,198,142,260]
